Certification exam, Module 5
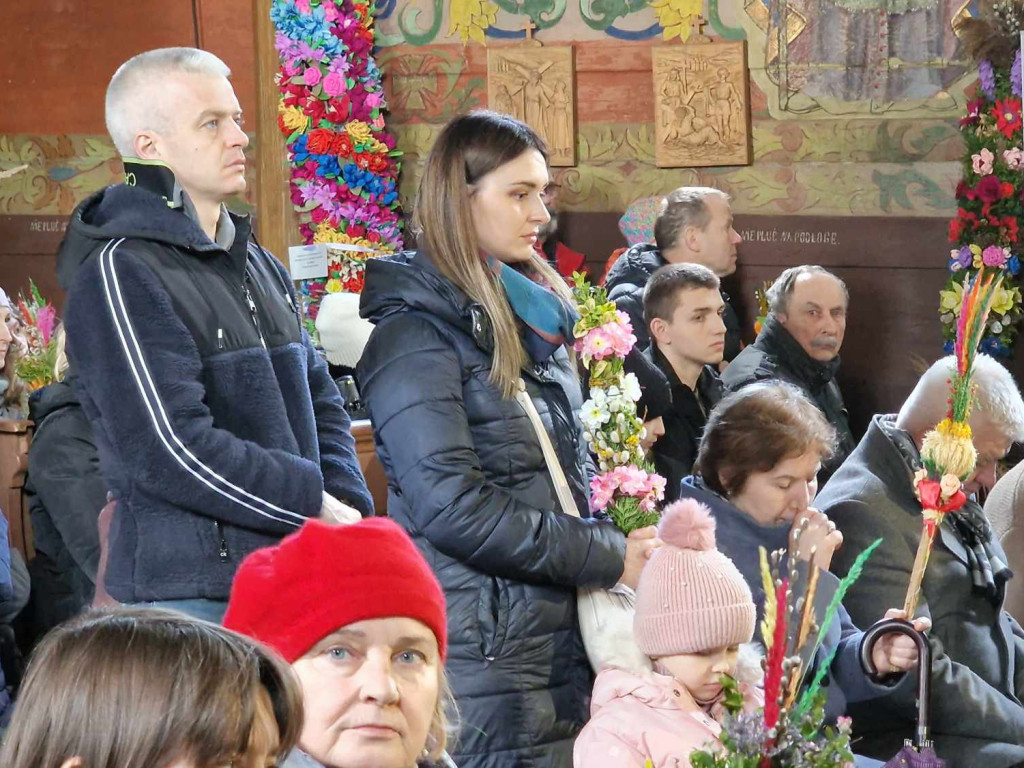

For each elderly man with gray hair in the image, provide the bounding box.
[57,48,372,621]
[816,355,1024,768]
[605,186,743,359]
[722,265,856,479]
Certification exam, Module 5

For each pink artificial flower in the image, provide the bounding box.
[616,465,650,496]
[296,0,311,12]
[589,473,617,512]
[322,72,347,98]
[982,244,1008,267]
[372,115,386,130]
[576,327,613,360]
[36,304,56,346]
[972,147,995,175]
[303,67,322,87]
[365,91,384,109]
[1005,147,1024,170]
[323,2,339,21]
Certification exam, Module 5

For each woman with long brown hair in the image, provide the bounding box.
[0,288,28,419]
[0,606,303,768]
[356,110,658,768]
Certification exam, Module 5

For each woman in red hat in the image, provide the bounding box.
[224,517,457,768]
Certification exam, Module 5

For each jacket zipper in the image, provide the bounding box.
[243,279,267,349]
[214,521,229,561]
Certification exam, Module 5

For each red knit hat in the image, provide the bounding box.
[223,518,447,662]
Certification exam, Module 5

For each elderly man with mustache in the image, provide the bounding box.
[722,265,856,481]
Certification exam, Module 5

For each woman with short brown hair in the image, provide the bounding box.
[0,606,302,768]
[679,382,928,766]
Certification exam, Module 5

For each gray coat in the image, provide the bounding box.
[816,415,1024,768]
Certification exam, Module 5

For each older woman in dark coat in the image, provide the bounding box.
[678,382,928,768]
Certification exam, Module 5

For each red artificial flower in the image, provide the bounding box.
[994,98,1023,139]
[347,224,367,238]
[977,175,1002,204]
[918,479,967,514]
[334,135,354,156]
[1003,216,1020,243]
[1001,182,1016,198]
[344,274,365,293]
[310,207,330,224]
[307,128,335,155]
[306,98,327,124]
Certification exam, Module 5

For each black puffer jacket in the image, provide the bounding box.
[604,243,742,361]
[721,315,857,480]
[357,252,627,768]
[23,375,106,639]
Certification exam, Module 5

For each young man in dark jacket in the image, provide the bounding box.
[642,263,725,500]
[722,265,856,481]
[604,187,743,361]
[60,48,372,620]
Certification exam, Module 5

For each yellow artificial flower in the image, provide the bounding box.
[991,284,1022,316]
[936,418,972,440]
[649,0,703,41]
[448,0,498,44]
[278,103,310,134]
[346,121,373,146]
[325,278,343,293]
[312,222,376,249]
[938,280,964,316]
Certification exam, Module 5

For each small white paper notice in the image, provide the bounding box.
[288,243,329,280]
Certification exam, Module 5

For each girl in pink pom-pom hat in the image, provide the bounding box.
[574,498,764,768]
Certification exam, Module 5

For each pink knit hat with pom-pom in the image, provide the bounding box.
[634,498,756,656]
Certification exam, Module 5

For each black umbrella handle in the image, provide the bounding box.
[860,618,932,750]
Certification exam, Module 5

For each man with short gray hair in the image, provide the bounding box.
[722,265,855,479]
[605,186,743,358]
[816,355,1024,767]
[57,48,373,620]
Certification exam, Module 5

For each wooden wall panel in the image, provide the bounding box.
[0,1,198,135]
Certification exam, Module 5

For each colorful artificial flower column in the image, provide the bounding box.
[271,0,404,339]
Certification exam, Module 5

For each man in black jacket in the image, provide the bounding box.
[605,186,743,361]
[642,263,725,500]
[722,265,856,480]
[60,48,372,621]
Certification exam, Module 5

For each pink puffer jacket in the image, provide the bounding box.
[573,668,763,768]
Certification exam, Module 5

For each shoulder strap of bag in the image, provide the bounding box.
[513,378,581,519]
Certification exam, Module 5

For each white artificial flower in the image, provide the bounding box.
[940,474,962,498]
[622,373,642,402]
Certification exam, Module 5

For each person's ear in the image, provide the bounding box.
[682,225,701,252]
[649,317,669,346]
[133,131,160,161]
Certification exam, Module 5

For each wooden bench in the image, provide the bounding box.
[0,419,33,562]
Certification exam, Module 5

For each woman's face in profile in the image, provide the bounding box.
[468,148,551,265]
[291,617,441,768]
[728,449,822,527]
[0,306,14,372]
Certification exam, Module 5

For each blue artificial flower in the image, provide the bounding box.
[979,59,997,101]
[1014,49,1023,98]
[943,339,954,355]
[1008,255,1021,276]
[315,155,341,177]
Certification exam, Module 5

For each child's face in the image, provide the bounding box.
[657,644,739,702]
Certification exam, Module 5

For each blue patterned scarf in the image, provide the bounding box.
[488,257,578,362]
